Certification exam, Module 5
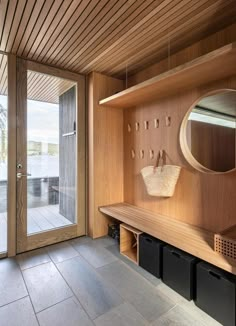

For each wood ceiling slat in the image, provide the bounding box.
[10,0,37,53]
[77,0,183,73]
[22,0,73,58]
[4,0,27,52]
[43,0,100,65]
[39,80,74,103]
[48,0,112,66]
[54,0,150,68]
[27,73,45,94]
[123,8,236,78]
[88,0,223,73]
[28,75,58,99]
[0,0,17,51]
[64,0,164,71]
[27,70,75,104]
[16,0,53,56]
[30,0,88,61]
[21,0,64,57]
[0,0,9,44]
[106,0,233,76]
[0,55,7,95]
[48,0,138,67]
[40,0,110,65]
[0,0,236,77]
[29,77,60,100]
[1,76,7,95]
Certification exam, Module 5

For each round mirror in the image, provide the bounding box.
[180,89,236,173]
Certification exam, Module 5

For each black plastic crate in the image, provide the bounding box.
[162,245,198,300]
[195,261,236,326]
[139,234,165,278]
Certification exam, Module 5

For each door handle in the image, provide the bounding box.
[17,172,32,179]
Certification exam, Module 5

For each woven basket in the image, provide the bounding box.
[141,150,181,197]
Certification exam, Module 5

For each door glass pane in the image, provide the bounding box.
[0,54,8,253]
[27,71,77,235]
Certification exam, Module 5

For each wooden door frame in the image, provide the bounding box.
[16,58,86,253]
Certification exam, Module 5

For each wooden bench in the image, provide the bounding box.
[99,202,236,275]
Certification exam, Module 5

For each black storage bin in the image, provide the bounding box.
[162,245,198,300]
[139,234,165,278]
[195,261,236,326]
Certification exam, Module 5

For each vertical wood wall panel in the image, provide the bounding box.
[123,76,236,233]
[88,72,124,238]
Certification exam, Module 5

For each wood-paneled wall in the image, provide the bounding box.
[89,22,236,238]
[128,23,236,86]
[123,75,236,233]
[88,72,124,238]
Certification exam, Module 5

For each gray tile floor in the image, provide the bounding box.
[0,236,221,326]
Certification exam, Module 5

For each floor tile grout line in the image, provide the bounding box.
[66,240,171,319]
[52,257,96,324]
[35,295,74,315]
[19,265,41,326]
[72,246,119,270]
[55,255,130,320]
[0,294,29,309]
[18,259,52,272]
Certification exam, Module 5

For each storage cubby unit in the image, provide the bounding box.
[120,223,142,264]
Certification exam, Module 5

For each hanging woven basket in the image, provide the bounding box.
[141,150,181,197]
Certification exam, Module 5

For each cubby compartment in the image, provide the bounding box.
[139,233,165,278]
[195,261,236,326]
[120,223,142,264]
[162,245,198,300]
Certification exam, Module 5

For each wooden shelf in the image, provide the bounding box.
[99,43,236,109]
[120,223,142,265]
[122,248,138,264]
[99,202,236,275]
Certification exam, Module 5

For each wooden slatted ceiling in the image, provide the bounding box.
[0,54,7,95]
[27,71,76,104]
[0,0,236,79]
[0,55,75,103]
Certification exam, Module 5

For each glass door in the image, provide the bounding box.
[0,53,8,257]
[16,59,85,253]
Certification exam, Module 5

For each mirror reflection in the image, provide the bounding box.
[186,90,236,172]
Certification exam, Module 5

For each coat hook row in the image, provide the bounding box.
[130,149,158,159]
[127,117,171,132]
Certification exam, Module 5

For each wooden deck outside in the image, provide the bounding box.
[0,205,73,253]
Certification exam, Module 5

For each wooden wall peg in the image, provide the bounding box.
[128,123,131,132]
[131,149,135,159]
[144,120,149,130]
[149,149,154,159]
[135,122,140,131]
[154,119,159,128]
[165,116,171,127]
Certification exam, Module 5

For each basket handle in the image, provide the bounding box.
[154,150,166,171]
